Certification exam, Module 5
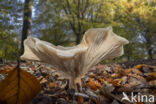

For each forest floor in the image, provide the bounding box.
[0,60,156,104]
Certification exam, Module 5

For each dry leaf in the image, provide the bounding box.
[144,72,156,81]
[108,78,122,87]
[113,66,125,76]
[132,68,143,75]
[87,79,102,90]
[49,82,57,88]
[96,65,105,69]
[136,102,144,104]
[111,73,120,79]
[0,66,13,74]
[77,96,84,104]
[99,78,105,84]
[0,66,40,104]
[144,72,156,78]
[100,81,115,94]
[125,68,133,74]
[128,74,146,83]
[121,76,127,85]
[149,80,156,87]
[26,62,31,66]
[135,64,143,69]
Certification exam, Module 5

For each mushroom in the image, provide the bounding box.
[21,26,129,89]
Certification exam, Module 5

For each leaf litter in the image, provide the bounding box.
[0,61,155,104]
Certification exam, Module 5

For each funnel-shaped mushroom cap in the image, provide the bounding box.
[21,26,129,88]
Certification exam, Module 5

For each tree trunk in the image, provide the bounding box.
[144,31,153,60]
[76,34,80,44]
[21,0,32,55]
[147,48,153,59]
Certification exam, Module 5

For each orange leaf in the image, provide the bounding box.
[87,79,102,90]
[0,66,13,74]
[125,68,132,74]
[135,64,143,69]
[0,66,40,104]
[49,82,57,88]
[108,78,122,87]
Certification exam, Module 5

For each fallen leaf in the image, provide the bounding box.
[31,67,36,71]
[144,72,156,78]
[111,73,120,79]
[136,102,144,104]
[26,62,31,66]
[117,83,132,92]
[114,67,125,76]
[54,74,59,79]
[121,76,127,85]
[49,82,57,88]
[125,68,132,74]
[77,96,84,104]
[87,79,102,90]
[149,80,156,87]
[100,81,115,94]
[87,79,98,90]
[99,78,105,84]
[40,78,47,84]
[0,66,13,74]
[129,74,146,83]
[0,69,8,74]
[132,68,143,75]
[0,66,40,104]
[135,64,143,69]
[140,65,156,73]
[108,78,122,87]
[96,65,105,69]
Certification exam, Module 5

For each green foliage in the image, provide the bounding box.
[0,0,155,61]
[0,0,22,60]
[0,29,20,60]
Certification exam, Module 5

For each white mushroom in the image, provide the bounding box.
[21,26,129,88]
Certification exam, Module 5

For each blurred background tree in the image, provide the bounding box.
[0,0,22,62]
[0,0,155,63]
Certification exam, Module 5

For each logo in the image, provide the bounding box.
[121,92,155,103]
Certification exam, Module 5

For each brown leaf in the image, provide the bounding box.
[0,66,40,104]
[49,82,57,88]
[77,96,84,104]
[114,67,126,76]
[99,78,105,84]
[0,66,13,74]
[31,67,36,71]
[96,65,105,69]
[132,68,143,75]
[145,72,156,78]
[136,102,144,104]
[128,74,146,83]
[149,80,156,87]
[26,62,31,66]
[111,73,120,79]
[100,81,115,94]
